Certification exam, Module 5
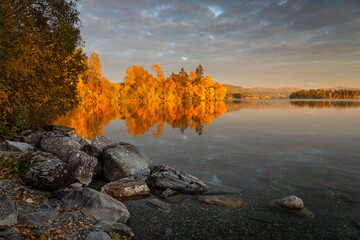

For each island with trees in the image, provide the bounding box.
[289,89,360,99]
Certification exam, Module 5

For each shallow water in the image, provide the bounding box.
[56,100,360,239]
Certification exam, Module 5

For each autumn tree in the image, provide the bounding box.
[0,0,86,131]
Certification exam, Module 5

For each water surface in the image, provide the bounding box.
[55,100,360,239]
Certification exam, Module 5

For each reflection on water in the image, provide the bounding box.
[54,101,226,140]
[54,100,360,140]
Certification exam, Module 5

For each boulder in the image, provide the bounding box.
[62,188,130,223]
[0,195,17,229]
[92,221,134,237]
[65,133,82,143]
[20,130,44,147]
[40,136,81,161]
[101,175,150,200]
[91,136,116,152]
[68,151,98,185]
[86,231,112,240]
[103,142,149,181]
[146,165,208,194]
[20,151,74,191]
[5,140,35,153]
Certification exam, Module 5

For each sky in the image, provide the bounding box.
[78,0,360,88]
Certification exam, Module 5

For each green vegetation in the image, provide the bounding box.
[289,89,360,99]
[0,153,22,180]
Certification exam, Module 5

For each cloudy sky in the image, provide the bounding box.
[78,0,360,88]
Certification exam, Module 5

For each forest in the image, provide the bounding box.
[289,89,360,99]
[0,0,226,133]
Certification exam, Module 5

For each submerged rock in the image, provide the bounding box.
[246,210,284,224]
[277,195,304,209]
[62,188,130,223]
[198,195,243,208]
[267,195,315,219]
[103,142,149,182]
[0,195,17,229]
[146,165,208,195]
[147,198,171,213]
[20,151,74,191]
[92,221,134,237]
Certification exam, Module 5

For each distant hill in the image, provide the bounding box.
[223,84,302,99]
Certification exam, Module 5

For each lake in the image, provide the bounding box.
[55,100,360,239]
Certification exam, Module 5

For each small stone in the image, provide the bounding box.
[277,195,304,209]
[25,198,34,204]
[160,188,178,198]
[147,198,171,213]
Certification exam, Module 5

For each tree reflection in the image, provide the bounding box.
[54,101,227,140]
[290,101,360,108]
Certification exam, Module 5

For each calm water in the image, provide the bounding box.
[56,100,360,238]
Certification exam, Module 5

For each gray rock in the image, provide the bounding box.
[147,198,171,213]
[20,130,44,147]
[91,136,116,152]
[92,221,134,237]
[160,188,178,198]
[86,231,112,240]
[277,195,304,209]
[18,210,58,227]
[71,182,84,190]
[146,165,208,194]
[103,142,150,182]
[5,140,36,153]
[20,151,74,191]
[0,195,17,229]
[62,188,130,223]
[68,151,98,185]
[40,136,81,161]
[65,133,82,143]
[101,175,150,200]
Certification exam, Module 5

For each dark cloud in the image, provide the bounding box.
[78,0,360,88]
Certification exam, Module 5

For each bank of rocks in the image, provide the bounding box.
[0,126,210,239]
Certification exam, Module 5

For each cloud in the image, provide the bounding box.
[78,0,360,88]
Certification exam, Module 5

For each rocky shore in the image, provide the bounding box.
[0,126,211,239]
[1,125,359,239]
